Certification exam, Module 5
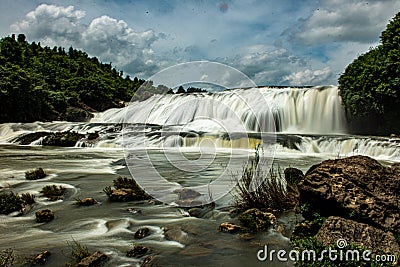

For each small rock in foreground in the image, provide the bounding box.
[35,209,54,223]
[126,245,149,258]
[75,251,107,267]
[33,250,51,265]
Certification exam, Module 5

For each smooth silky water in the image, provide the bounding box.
[1,86,399,266]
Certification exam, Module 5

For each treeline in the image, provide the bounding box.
[0,34,146,122]
[339,12,400,134]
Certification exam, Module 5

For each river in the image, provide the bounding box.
[0,86,399,266]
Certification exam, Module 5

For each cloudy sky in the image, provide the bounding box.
[1,0,399,86]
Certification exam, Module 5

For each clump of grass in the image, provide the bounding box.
[0,248,16,267]
[25,168,46,180]
[113,176,141,190]
[234,147,292,212]
[103,176,150,201]
[0,191,36,214]
[65,239,91,264]
[40,185,66,201]
[20,193,36,205]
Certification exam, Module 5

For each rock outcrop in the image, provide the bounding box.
[298,155,400,233]
[315,216,400,254]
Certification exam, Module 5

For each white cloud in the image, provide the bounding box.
[225,45,313,85]
[11,4,84,47]
[10,4,159,77]
[82,15,158,75]
[283,67,333,85]
[293,0,400,45]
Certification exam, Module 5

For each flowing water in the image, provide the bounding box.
[0,86,399,266]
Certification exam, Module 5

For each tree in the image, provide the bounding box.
[17,34,26,43]
[339,12,400,134]
[177,86,185,94]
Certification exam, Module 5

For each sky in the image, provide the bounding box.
[1,0,399,86]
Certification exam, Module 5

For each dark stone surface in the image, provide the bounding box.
[315,216,400,254]
[134,227,150,239]
[238,208,276,231]
[126,245,149,258]
[35,209,54,223]
[75,251,107,267]
[33,250,51,265]
[298,155,400,233]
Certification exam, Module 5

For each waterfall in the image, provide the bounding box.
[92,86,346,134]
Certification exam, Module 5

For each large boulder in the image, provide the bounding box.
[315,216,400,254]
[298,155,400,233]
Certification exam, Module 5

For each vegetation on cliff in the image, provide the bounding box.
[339,12,400,134]
[0,34,145,122]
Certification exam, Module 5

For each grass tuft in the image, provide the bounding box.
[234,147,290,212]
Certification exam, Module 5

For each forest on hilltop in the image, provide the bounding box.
[0,34,146,122]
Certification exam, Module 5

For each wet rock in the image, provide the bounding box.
[64,107,93,122]
[140,256,160,267]
[87,132,99,140]
[176,188,201,200]
[126,245,149,258]
[77,198,97,206]
[174,188,202,207]
[106,188,145,202]
[127,208,142,214]
[35,209,54,223]
[298,155,400,233]
[134,227,150,239]
[33,250,51,265]
[25,168,46,180]
[315,216,400,254]
[14,132,49,145]
[187,202,215,218]
[43,131,84,147]
[284,167,304,186]
[218,222,246,233]
[75,251,107,267]
[238,208,276,231]
[163,226,190,245]
[291,220,321,239]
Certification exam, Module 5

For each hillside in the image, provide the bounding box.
[0,34,146,122]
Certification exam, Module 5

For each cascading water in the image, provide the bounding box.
[92,85,346,134]
[0,86,399,161]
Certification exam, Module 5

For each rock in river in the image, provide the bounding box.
[315,216,400,254]
[298,155,400,233]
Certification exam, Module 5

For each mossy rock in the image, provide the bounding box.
[238,208,276,231]
[25,168,46,180]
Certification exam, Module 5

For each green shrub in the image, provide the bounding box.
[0,192,23,214]
[0,191,36,214]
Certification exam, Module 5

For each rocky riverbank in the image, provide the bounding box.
[291,155,400,265]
